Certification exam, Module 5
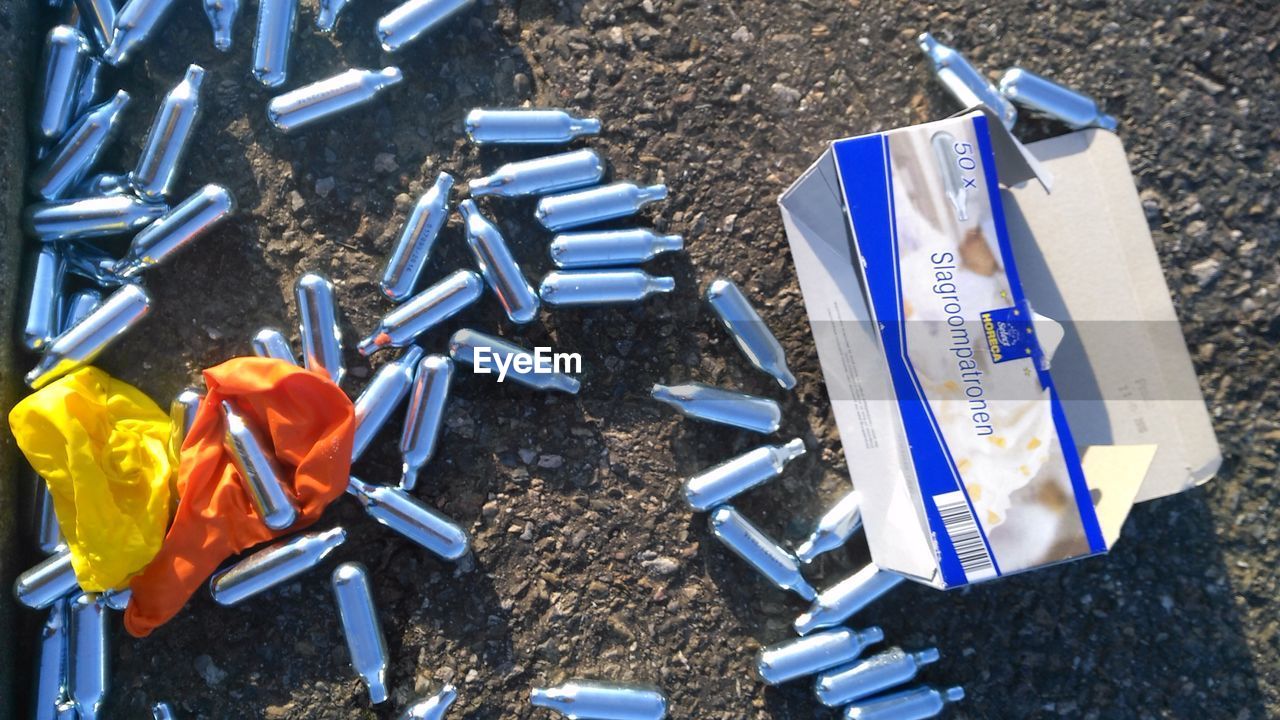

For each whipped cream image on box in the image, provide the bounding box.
[827,112,1105,587]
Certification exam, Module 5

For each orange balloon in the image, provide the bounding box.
[124,357,354,638]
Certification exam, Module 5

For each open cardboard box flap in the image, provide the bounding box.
[778,109,1220,586]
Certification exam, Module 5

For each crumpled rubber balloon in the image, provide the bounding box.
[124,356,354,638]
[9,367,174,593]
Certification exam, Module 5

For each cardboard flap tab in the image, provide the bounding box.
[1082,444,1158,547]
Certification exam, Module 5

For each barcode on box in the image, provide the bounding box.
[933,490,998,582]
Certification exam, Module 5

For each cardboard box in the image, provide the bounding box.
[778,108,1220,589]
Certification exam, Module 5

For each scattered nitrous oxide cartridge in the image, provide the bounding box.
[539,269,675,307]
[103,0,179,66]
[400,355,453,490]
[252,328,298,364]
[25,194,168,242]
[795,490,863,564]
[30,90,130,201]
[68,593,109,720]
[795,564,905,635]
[381,172,454,302]
[464,108,601,145]
[346,476,470,560]
[650,382,781,434]
[209,526,347,605]
[253,0,298,87]
[35,26,93,147]
[169,386,203,458]
[316,0,351,32]
[152,702,177,720]
[530,680,668,720]
[62,289,103,333]
[708,506,815,600]
[534,182,668,231]
[842,685,965,720]
[549,229,684,269]
[351,346,425,461]
[468,149,606,198]
[109,184,235,279]
[296,272,345,384]
[998,67,1117,131]
[755,626,885,686]
[222,399,299,531]
[815,647,942,707]
[34,598,70,720]
[459,199,540,324]
[706,278,797,389]
[27,283,152,389]
[74,59,105,118]
[75,0,115,53]
[268,67,404,133]
[73,172,124,197]
[21,246,65,352]
[129,64,206,201]
[332,562,390,704]
[917,32,1016,130]
[448,329,581,394]
[398,684,458,720]
[203,0,239,50]
[376,0,475,53]
[100,587,132,611]
[360,269,484,356]
[684,439,805,511]
[34,475,64,555]
[15,548,79,609]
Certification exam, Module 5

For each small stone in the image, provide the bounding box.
[731,26,754,43]
[518,448,537,465]
[642,556,680,576]
[374,153,399,173]
[315,177,336,198]
[770,83,802,105]
[1189,257,1221,287]
[537,454,564,469]
[195,654,228,687]
[513,73,531,97]
[288,190,305,211]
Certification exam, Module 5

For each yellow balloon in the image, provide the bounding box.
[9,367,175,591]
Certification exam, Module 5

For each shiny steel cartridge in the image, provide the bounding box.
[103,0,178,66]
[917,32,1015,130]
[756,626,884,686]
[376,0,475,53]
[35,26,93,146]
[380,172,454,302]
[930,131,971,223]
[27,283,152,390]
[252,328,297,364]
[539,269,675,307]
[795,490,862,564]
[30,90,130,201]
[352,346,425,461]
[62,242,129,287]
[708,505,815,600]
[209,526,346,605]
[534,182,667,231]
[529,680,668,720]
[252,0,298,87]
[816,647,941,707]
[15,548,79,609]
[74,0,115,52]
[706,279,796,389]
[73,59,104,119]
[315,0,349,31]
[61,289,102,334]
[152,702,176,720]
[360,270,482,356]
[35,598,70,720]
[684,439,805,511]
[795,564,905,635]
[222,399,299,531]
[650,382,781,434]
[345,476,470,560]
[331,562,389,704]
[202,0,239,50]
[448,329,581,394]
[998,67,1117,131]
[21,245,66,352]
[169,387,203,459]
[399,684,457,720]
[129,64,206,201]
[458,199,539,324]
[25,194,168,242]
[73,172,124,197]
[99,587,132,611]
[109,184,233,278]
[468,149,606,198]
[399,355,452,490]
[549,229,683,269]
[267,67,404,133]
[464,108,601,145]
[296,272,345,384]
[842,685,964,720]
[68,593,109,720]
[35,476,65,555]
